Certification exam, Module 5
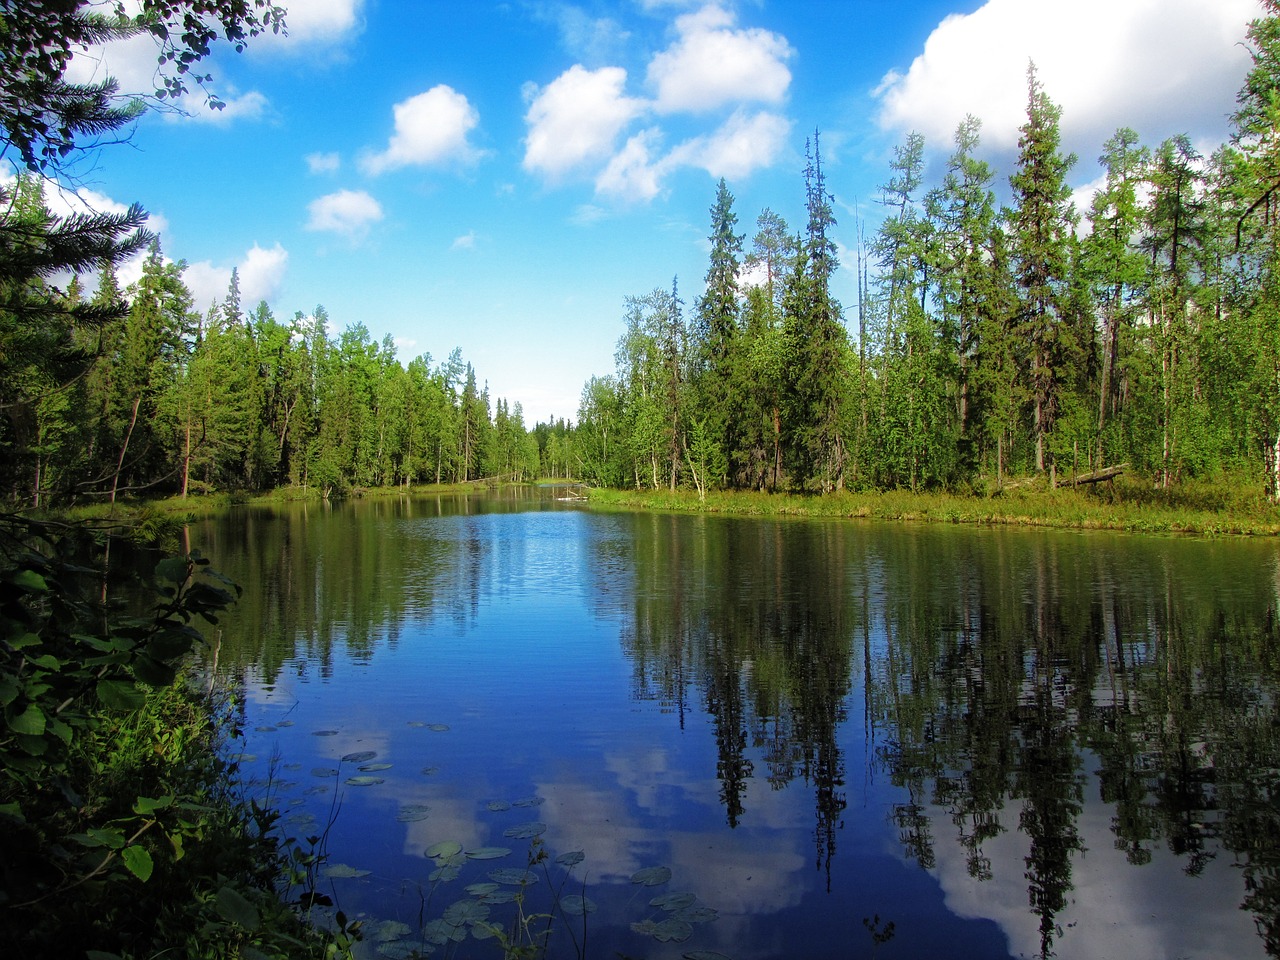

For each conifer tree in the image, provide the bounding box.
[1008,63,1077,475]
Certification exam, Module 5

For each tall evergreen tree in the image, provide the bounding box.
[1008,62,1078,475]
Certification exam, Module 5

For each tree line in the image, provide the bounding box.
[570,7,1280,500]
[7,6,1280,506]
[1,176,549,505]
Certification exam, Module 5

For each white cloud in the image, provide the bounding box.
[174,89,269,125]
[672,109,791,180]
[184,243,288,312]
[273,0,363,44]
[534,4,630,63]
[522,65,646,179]
[361,85,481,175]
[451,231,478,250]
[647,4,792,114]
[595,130,668,202]
[239,243,289,303]
[306,151,341,174]
[305,189,384,237]
[875,0,1256,159]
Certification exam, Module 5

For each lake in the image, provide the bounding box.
[188,487,1280,960]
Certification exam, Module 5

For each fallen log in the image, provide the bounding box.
[1056,463,1127,488]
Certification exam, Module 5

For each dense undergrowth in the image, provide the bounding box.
[0,515,355,960]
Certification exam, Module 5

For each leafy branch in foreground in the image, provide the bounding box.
[0,514,351,958]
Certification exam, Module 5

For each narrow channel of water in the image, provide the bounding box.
[189,489,1280,959]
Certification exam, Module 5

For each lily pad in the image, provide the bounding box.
[276,720,294,727]
[421,766,439,775]
[485,800,511,812]
[255,725,277,732]
[428,724,450,732]
[407,721,428,728]
[555,850,585,867]
[341,750,377,763]
[651,892,697,911]
[471,921,501,941]
[344,775,384,786]
[283,762,303,771]
[502,821,546,839]
[479,889,518,904]
[396,804,431,822]
[511,795,544,808]
[323,863,371,879]
[488,867,532,885]
[371,919,413,942]
[359,762,393,772]
[376,945,422,959]
[465,882,500,896]
[423,918,467,945]
[682,952,734,960]
[444,899,490,925]
[311,729,338,737]
[425,841,463,859]
[651,919,694,943]
[303,785,329,795]
[311,767,338,777]
[560,895,597,916]
[675,905,719,924]
[466,846,512,860]
[429,865,461,883]
[630,866,672,887]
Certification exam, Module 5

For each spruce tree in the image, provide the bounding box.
[1008,63,1077,475]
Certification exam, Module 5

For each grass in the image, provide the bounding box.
[584,474,1280,537]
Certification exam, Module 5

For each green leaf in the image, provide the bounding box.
[215,884,260,930]
[0,676,19,706]
[97,679,146,711]
[7,703,46,736]
[560,895,597,916]
[464,846,511,860]
[87,827,126,850]
[12,570,48,592]
[630,866,672,887]
[133,794,175,815]
[8,632,41,649]
[502,821,546,839]
[323,863,371,879]
[121,845,154,882]
[155,557,188,584]
[425,840,462,859]
[0,801,26,822]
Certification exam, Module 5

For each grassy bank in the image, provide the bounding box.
[586,475,1280,536]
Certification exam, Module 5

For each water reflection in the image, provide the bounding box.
[193,494,1280,959]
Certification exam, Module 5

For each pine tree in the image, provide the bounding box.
[1008,63,1077,475]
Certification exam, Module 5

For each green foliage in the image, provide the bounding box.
[0,515,348,958]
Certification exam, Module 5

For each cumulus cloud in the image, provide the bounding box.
[273,0,364,44]
[361,85,481,175]
[184,243,288,312]
[647,4,793,114]
[671,109,791,180]
[305,189,384,237]
[875,0,1255,159]
[523,65,646,178]
[595,130,668,202]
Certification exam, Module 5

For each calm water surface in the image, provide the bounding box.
[190,488,1280,960]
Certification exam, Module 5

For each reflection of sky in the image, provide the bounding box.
[211,504,1273,960]
[228,534,1013,959]
[926,754,1266,960]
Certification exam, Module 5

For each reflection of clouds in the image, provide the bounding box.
[537,764,810,919]
[927,788,1265,959]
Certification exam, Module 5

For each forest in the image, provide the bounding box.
[6,7,1280,508]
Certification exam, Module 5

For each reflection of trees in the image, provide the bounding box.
[614,514,852,877]
[190,492,542,686]
[862,530,1280,959]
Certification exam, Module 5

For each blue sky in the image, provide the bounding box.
[48,0,1261,423]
